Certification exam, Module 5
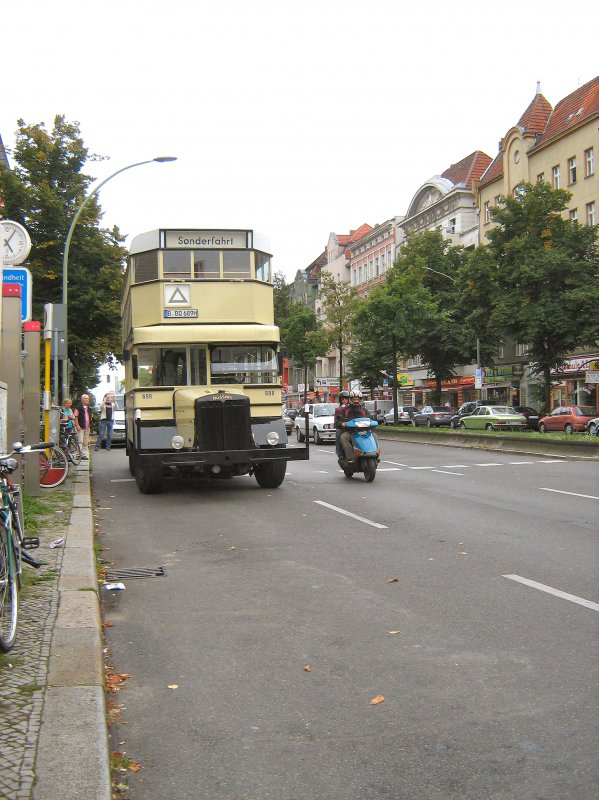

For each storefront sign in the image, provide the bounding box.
[422,376,475,389]
[586,370,599,384]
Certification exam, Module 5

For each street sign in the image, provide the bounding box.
[315,377,338,387]
[2,266,32,321]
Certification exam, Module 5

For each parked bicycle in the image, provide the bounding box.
[59,422,82,466]
[39,442,69,489]
[0,442,48,652]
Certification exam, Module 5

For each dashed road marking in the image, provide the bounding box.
[503,574,599,611]
[313,500,388,529]
[431,469,464,475]
[539,487,599,500]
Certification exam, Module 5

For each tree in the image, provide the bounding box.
[350,284,403,418]
[0,116,126,396]
[482,182,599,411]
[386,230,472,404]
[280,304,328,403]
[317,271,360,389]
[272,270,292,333]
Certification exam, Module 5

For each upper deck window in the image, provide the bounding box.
[255,251,271,283]
[134,251,159,283]
[163,250,192,277]
[193,250,220,279]
[223,250,251,279]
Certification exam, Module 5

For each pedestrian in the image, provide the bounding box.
[60,398,75,430]
[334,390,350,456]
[73,393,92,459]
[95,392,116,451]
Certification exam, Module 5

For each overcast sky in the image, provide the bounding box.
[3,0,597,281]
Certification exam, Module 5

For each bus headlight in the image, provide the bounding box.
[171,435,184,450]
[266,431,280,446]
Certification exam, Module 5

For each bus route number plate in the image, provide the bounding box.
[163,309,199,318]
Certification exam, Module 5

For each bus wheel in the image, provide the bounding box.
[254,460,287,488]
[135,460,163,494]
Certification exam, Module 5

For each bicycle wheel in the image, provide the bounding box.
[39,447,69,488]
[67,435,82,466]
[0,524,19,652]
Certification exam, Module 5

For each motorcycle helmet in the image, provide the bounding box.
[349,389,362,399]
[339,390,350,401]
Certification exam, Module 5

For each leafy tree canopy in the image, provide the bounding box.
[385,229,472,402]
[318,271,360,387]
[0,115,126,396]
[477,182,599,410]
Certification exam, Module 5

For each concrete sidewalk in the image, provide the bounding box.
[0,460,111,800]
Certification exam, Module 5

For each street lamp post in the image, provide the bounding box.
[61,156,176,399]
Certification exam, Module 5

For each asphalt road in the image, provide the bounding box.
[95,441,599,800]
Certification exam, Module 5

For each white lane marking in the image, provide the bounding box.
[110,478,136,482]
[316,470,329,473]
[383,461,408,466]
[313,500,388,529]
[539,487,599,500]
[475,462,504,467]
[440,465,469,469]
[407,466,433,470]
[537,459,568,464]
[377,467,403,471]
[431,469,464,475]
[503,574,599,611]
[508,461,535,465]
[317,449,335,454]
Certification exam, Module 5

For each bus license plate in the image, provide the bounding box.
[163,309,199,318]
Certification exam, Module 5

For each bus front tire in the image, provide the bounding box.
[134,459,163,494]
[254,459,287,489]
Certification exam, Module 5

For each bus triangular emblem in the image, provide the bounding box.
[168,287,188,303]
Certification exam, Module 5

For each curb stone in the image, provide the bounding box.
[32,461,111,800]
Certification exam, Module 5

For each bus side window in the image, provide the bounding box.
[190,347,207,384]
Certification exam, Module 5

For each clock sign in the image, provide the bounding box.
[1,220,32,265]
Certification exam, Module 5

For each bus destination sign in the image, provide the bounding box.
[164,230,249,249]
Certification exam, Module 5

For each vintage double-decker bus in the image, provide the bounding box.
[122,228,308,493]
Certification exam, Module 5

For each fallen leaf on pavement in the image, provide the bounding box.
[387,630,401,635]
[370,694,385,705]
[167,684,179,689]
[102,620,114,628]
[386,577,399,583]
[458,551,468,555]
[129,762,141,772]
[304,664,312,672]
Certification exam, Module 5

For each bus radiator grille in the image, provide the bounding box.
[194,394,253,451]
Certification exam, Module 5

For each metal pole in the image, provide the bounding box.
[61,156,177,400]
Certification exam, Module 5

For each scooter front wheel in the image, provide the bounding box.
[363,459,377,482]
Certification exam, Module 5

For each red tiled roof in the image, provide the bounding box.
[337,223,373,247]
[531,75,599,151]
[442,151,493,189]
[306,250,327,276]
[516,92,553,134]
[478,152,504,189]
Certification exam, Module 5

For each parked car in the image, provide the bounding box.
[283,407,299,420]
[282,411,294,433]
[364,399,396,424]
[383,406,418,425]
[538,405,597,434]
[513,405,541,430]
[585,417,599,435]
[294,403,337,444]
[459,405,528,431]
[449,400,482,429]
[413,406,452,427]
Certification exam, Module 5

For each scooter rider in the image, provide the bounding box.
[334,390,350,456]
[339,389,368,462]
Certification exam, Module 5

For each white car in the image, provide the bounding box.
[110,394,126,444]
[294,403,337,444]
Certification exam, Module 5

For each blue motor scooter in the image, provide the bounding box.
[337,417,381,482]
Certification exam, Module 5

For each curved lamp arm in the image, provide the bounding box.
[61,156,176,304]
